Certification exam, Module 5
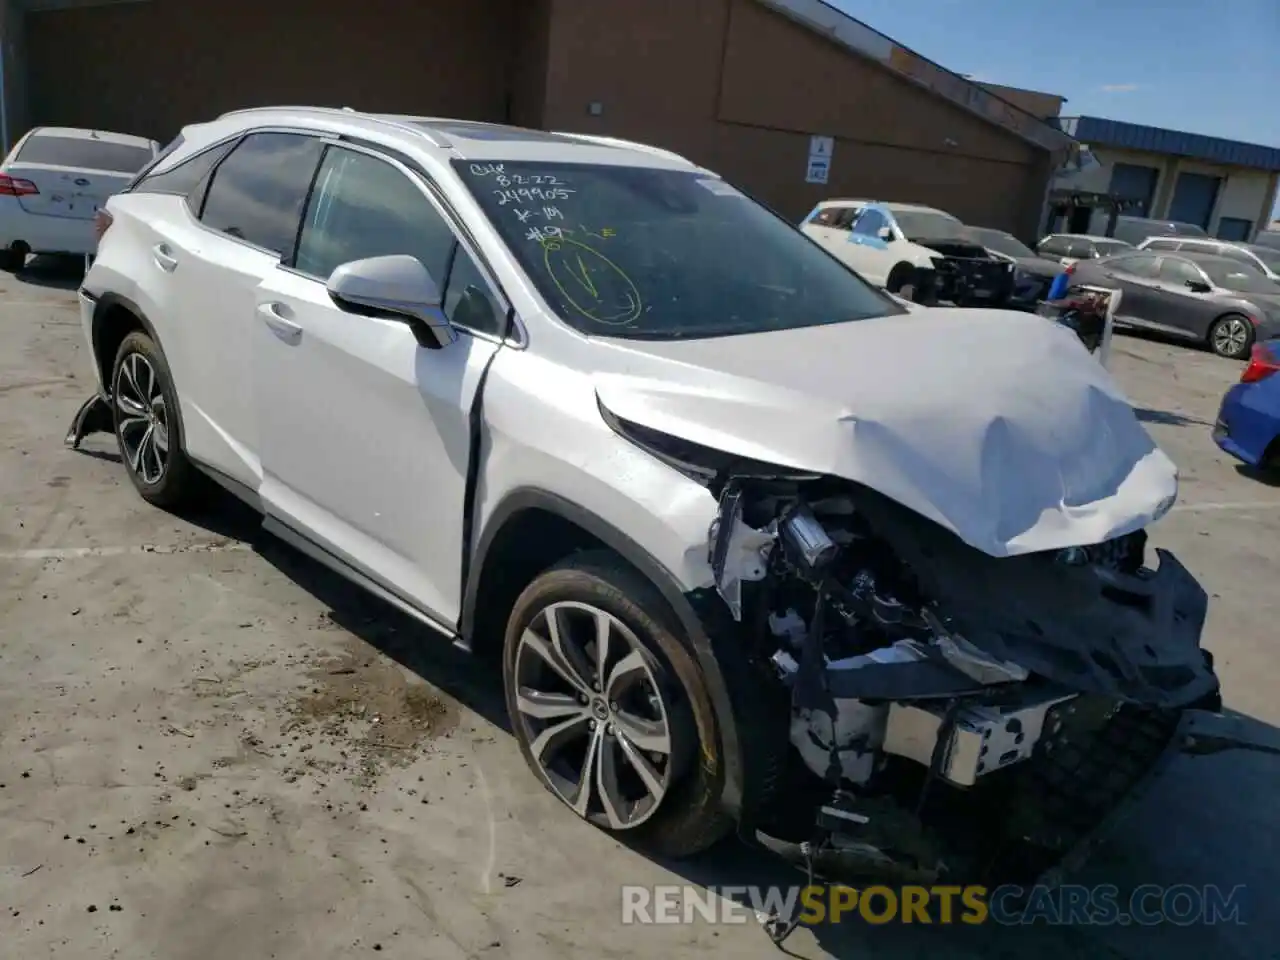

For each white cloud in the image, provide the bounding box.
[1100,83,1140,93]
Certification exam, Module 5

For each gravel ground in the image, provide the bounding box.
[2,258,1278,959]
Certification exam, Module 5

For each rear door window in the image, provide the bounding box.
[15,133,154,173]
[200,132,325,257]
[1066,239,1096,259]
[1111,254,1161,279]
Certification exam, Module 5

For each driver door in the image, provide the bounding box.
[253,143,506,627]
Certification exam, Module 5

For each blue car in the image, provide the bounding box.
[1213,338,1280,469]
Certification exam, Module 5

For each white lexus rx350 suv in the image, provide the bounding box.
[74,106,1232,884]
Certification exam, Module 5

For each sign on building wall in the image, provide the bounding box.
[806,135,834,184]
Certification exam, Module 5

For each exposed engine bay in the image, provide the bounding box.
[705,472,1221,887]
[904,236,1014,307]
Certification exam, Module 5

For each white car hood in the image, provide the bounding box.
[591,308,1177,558]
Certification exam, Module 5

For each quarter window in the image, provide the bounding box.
[200,132,325,257]
[442,247,505,337]
[133,139,238,213]
[295,147,454,282]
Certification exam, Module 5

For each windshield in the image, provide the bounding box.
[892,210,965,240]
[1201,260,1278,293]
[967,227,1034,259]
[1247,245,1280,273]
[453,160,900,339]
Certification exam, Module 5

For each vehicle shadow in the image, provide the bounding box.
[167,488,1280,960]
[1233,463,1280,488]
[653,710,1280,959]
[15,254,86,291]
[172,489,514,733]
[1133,406,1211,428]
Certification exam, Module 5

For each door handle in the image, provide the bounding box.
[257,302,302,344]
[152,244,179,272]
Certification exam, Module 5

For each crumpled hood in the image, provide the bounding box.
[592,309,1178,558]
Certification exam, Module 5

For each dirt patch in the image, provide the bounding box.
[287,641,458,779]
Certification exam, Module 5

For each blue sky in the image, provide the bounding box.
[832,0,1280,220]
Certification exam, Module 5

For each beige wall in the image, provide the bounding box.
[1056,146,1278,239]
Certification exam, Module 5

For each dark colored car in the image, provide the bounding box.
[1214,339,1280,470]
[1037,233,1133,266]
[963,225,1064,308]
[1067,250,1280,359]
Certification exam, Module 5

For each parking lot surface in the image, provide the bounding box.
[2,260,1279,959]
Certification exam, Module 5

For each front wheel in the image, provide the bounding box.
[1209,314,1254,360]
[111,330,201,508]
[502,551,731,857]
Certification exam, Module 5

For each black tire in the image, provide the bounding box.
[0,247,25,272]
[502,550,732,858]
[1208,313,1254,360]
[111,330,201,508]
[885,263,915,295]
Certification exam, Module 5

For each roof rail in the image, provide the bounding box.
[550,131,703,169]
[213,105,451,148]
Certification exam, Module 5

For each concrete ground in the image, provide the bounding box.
[2,258,1278,960]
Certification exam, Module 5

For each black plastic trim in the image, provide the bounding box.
[462,487,744,816]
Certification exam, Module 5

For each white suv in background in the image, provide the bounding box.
[1137,235,1280,283]
[70,106,1221,883]
[0,126,158,270]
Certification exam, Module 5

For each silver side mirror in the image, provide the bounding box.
[326,254,457,350]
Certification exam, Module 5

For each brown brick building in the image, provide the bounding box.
[0,0,1073,238]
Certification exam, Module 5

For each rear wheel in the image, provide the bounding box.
[502,550,731,857]
[1208,314,1253,359]
[111,330,201,508]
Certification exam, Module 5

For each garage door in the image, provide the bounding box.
[1168,172,1222,230]
[26,0,516,143]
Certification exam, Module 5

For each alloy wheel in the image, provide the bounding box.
[1213,317,1250,358]
[512,601,676,830]
[114,352,169,485]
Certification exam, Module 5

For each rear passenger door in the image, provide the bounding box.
[1102,253,1163,326]
[166,131,327,488]
[254,142,507,627]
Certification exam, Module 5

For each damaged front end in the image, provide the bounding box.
[602,400,1258,891]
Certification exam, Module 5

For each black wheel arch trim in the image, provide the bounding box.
[88,291,190,445]
[462,486,745,817]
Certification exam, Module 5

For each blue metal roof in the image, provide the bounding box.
[1056,116,1280,172]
